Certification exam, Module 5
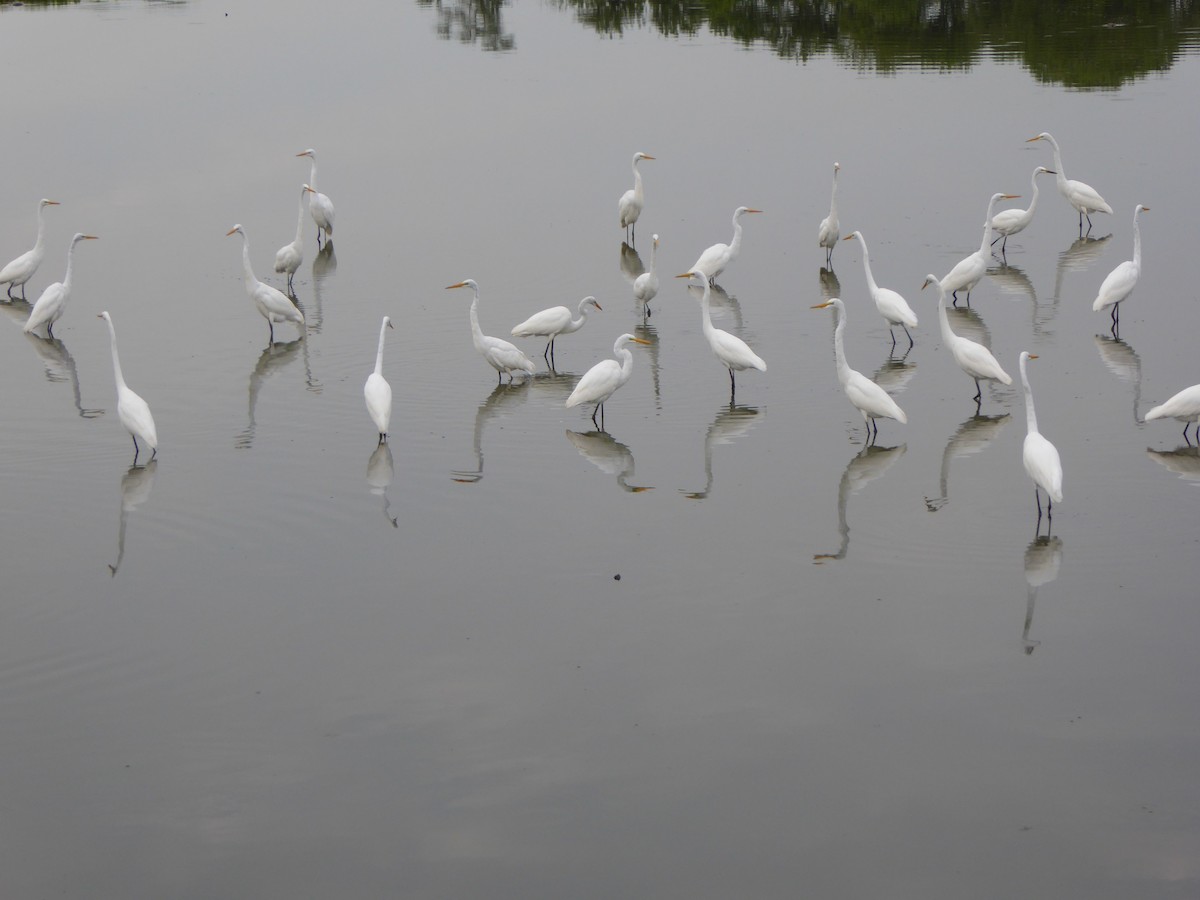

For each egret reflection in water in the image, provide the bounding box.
[1053,232,1111,304]
[619,241,644,286]
[235,337,307,450]
[1093,333,1143,424]
[1,298,106,418]
[871,352,918,396]
[366,442,399,527]
[680,403,760,499]
[1022,534,1063,655]
[818,266,841,305]
[565,429,651,492]
[108,459,158,577]
[1145,445,1200,483]
[924,413,1011,512]
[304,240,337,334]
[452,379,531,483]
[814,442,906,563]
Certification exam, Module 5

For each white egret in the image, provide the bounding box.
[565,332,651,430]
[632,234,659,313]
[842,230,918,348]
[226,224,305,343]
[1018,351,1063,525]
[990,167,1055,253]
[818,162,840,266]
[677,270,766,398]
[511,295,602,365]
[690,206,762,285]
[364,316,395,442]
[618,151,654,242]
[1092,204,1149,331]
[274,184,314,293]
[98,311,158,463]
[940,192,1020,305]
[23,233,98,337]
[0,198,60,300]
[1144,383,1200,445]
[1026,132,1112,232]
[296,149,335,245]
[811,298,907,441]
[923,274,1012,406]
[446,279,536,382]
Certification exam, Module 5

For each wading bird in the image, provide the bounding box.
[1144,383,1200,445]
[446,279,536,382]
[1026,132,1112,233]
[0,198,59,300]
[227,224,305,343]
[1092,204,1149,332]
[990,167,1055,253]
[511,295,602,366]
[818,162,840,266]
[23,233,98,337]
[618,151,654,242]
[689,206,762,285]
[364,316,394,442]
[99,311,158,463]
[296,149,335,245]
[923,274,1011,407]
[940,192,1019,305]
[274,185,314,293]
[565,332,651,430]
[1019,351,1063,528]
[842,230,918,349]
[677,270,766,399]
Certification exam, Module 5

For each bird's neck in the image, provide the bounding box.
[107,322,127,391]
[34,208,48,252]
[308,159,318,192]
[859,243,879,294]
[1132,216,1142,266]
[832,307,850,384]
[294,192,307,244]
[632,162,644,201]
[240,237,258,288]
[62,243,79,291]
[1021,361,1040,435]
[979,198,1001,253]
[699,285,716,337]
[375,328,387,375]
[648,243,657,273]
[469,295,487,350]
[936,288,955,345]
[728,219,744,257]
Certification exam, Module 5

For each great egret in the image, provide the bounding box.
[940,192,1019,305]
[227,224,305,343]
[1092,204,1149,331]
[565,332,651,430]
[811,298,906,441]
[677,270,766,398]
[296,149,335,245]
[0,198,60,300]
[633,234,659,314]
[274,185,314,293]
[842,230,918,348]
[364,316,395,442]
[690,206,762,285]
[1019,351,1063,526]
[1026,132,1112,233]
[98,311,158,463]
[446,279,536,382]
[1144,383,1200,445]
[618,151,654,242]
[23,233,98,337]
[990,167,1055,253]
[923,274,1012,406]
[511,295,602,365]
[818,162,840,266]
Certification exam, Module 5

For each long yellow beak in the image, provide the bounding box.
[811,301,832,310]
[630,337,652,345]
[445,282,468,290]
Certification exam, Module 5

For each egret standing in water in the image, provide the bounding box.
[940,192,1019,305]
[689,206,762,285]
[23,233,98,337]
[677,270,766,399]
[990,167,1055,253]
[818,162,840,266]
[566,332,651,431]
[618,151,654,242]
[511,295,602,366]
[275,185,314,293]
[1144,383,1200,445]
[0,198,59,300]
[98,311,158,463]
[633,234,660,315]
[1026,132,1112,233]
[811,298,907,441]
[446,279,536,382]
[923,274,1011,407]
[365,316,394,443]
[1018,351,1063,527]
[1092,204,1149,332]
[842,230,918,349]
[227,224,305,343]
[296,149,335,246]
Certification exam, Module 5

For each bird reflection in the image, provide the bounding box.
[687,280,744,332]
[452,379,530,483]
[565,429,651,492]
[108,459,158,577]
[1093,333,1143,424]
[23,330,105,418]
[924,413,1011,511]
[631,319,663,409]
[818,266,841,304]
[1022,535,1063,655]
[680,403,760,499]
[1145,445,1200,483]
[305,240,337,334]
[871,352,917,396]
[236,337,306,449]
[619,241,644,285]
[814,442,906,562]
[366,442,399,527]
[944,303,991,349]
[1053,232,1111,305]
[988,259,1056,339]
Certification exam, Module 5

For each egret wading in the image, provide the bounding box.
[1018,351,1063,528]
[227,224,305,343]
[99,311,158,463]
[923,274,1012,408]
[364,316,395,443]
[296,149,335,246]
[23,233,98,338]
[1092,204,1149,332]
[690,206,762,285]
[511,295,602,366]
[677,270,766,400]
[1026,132,1112,233]
[446,279,536,382]
[565,332,651,431]
[0,198,60,300]
[940,192,1020,306]
[818,162,840,266]
[842,230,918,349]
[618,151,654,242]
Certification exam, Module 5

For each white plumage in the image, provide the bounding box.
[940,192,1019,305]
[296,149,335,245]
[1145,384,1200,444]
[227,224,305,343]
[632,234,659,310]
[99,311,158,462]
[1019,351,1063,521]
[511,295,602,363]
[990,166,1055,252]
[677,269,766,396]
[446,279,536,382]
[818,162,840,266]
[566,332,650,430]
[24,232,98,337]
[1027,132,1112,231]
[0,198,59,300]
[843,230,918,348]
[690,206,762,285]
[274,184,313,292]
[1092,204,1149,328]
[923,274,1011,404]
[618,151,654,240]
[364,316,394,441]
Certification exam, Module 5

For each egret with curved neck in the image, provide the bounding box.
[566,332,651,431]
[811,298,907,442]
[677,270,766,400]
[364,316,394,442]
[511,295,602,366]
[690,206,762,285]
[940,192,1019,306]
[923,274,1011,408]
[99,311,158,463]
[1,198,60,300]
[1026,132,1112,233]
[275,185,314,293]
[24,232,98,338]
[618,151,654,242]
[1092,204,1149,333]
[1019,351,1063,528]
[227,224,305,343]
[296,149,335,246]
[446,279,536,382]
[818,162,840,266]
[990,167,1054,253]
[843,230,918,349]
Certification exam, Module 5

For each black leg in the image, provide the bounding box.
[973,378,982,403]
[1185,423,1193,446]
[902,324,914,349]
[47,321,54,338]
[889,327,897,349]
[132,435,140,463]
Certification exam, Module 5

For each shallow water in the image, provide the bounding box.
[2,1,1199,896]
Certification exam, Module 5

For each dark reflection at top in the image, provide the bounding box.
[1022,534,1062,655]
[680,403,760,499]
[1093,333,1143,424]
[545,0,1200,90]
[1145,444,1200,482]
[565,429,652,492]
[814,441,905,563]
[419,0,515,51]
[0,300,106,418]
[452,379,530,483]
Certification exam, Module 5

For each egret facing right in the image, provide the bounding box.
[274,185,314,293]
[296,149,336,246]
[23,233,98,338]
[818,162,840,266]
[566,332,651,431]
[0,198,59,300]
[1092,204,1149,332]
[939,192,1019,305]
[1019,351,1063,527]
[689,206,762,285]
[511,295,602,366]
[618,151,654,242]
[99,311,158,463]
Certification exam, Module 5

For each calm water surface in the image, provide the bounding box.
[1,1,1199,896]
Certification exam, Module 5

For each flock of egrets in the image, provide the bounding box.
[3,136,1198,530]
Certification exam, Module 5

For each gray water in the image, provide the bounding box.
[2,1,1199,896]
